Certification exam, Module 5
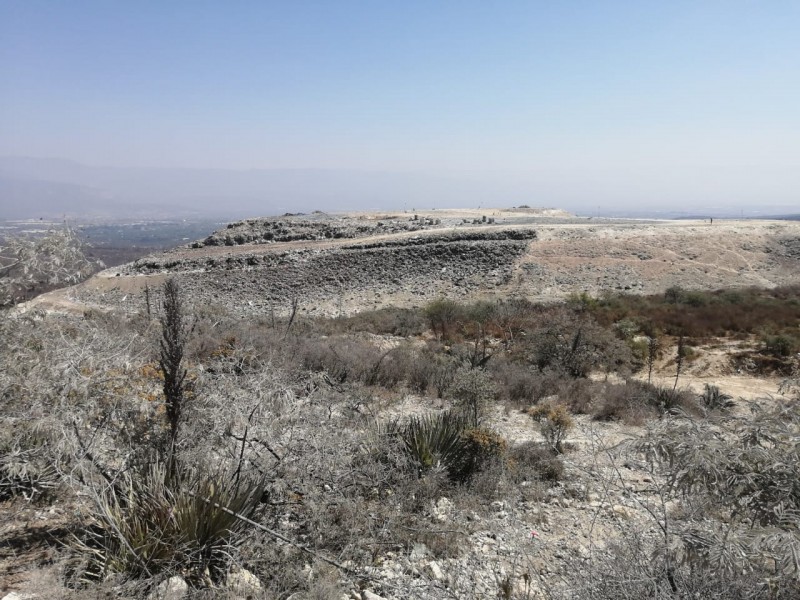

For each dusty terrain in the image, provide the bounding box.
[22,208,800,319]
[4,208,799,600]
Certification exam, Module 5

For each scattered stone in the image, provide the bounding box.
[410,542,429,561]
[611,504,630,519]
[2,593,36,600]
[425,560,446,581]
[227,566,263,597]
[147,576,188,600]
[432,497,454,522]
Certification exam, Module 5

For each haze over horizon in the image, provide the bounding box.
[1,2,798,219]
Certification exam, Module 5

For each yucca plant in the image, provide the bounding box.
[76,460,265,584]
[0,423,61,501]
[699,384,735,412]
[383,410,504,482]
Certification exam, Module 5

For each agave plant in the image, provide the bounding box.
[76,460,265,583]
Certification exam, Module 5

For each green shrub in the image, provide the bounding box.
[763,334,797,357]
[613,317,641,341]
[424,298,464,341]
[449,366,496,425]
[664,285,685,304]
[683,291,708,307]
[567,291,600,311]
[523,313,633,378]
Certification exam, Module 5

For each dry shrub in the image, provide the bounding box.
[0,226,99,307]
[506,442,564,483]
[448,366,496,424]
[461,427,507,476]
[598,402,800,599]
[592,381,698,422]
[491,359,569,408]
[295,336,378,384]
[528,403,574,454]
[590,285,800,339]
[491,359,543,405]
[406,350,435,394]
[320,306,427,337]
[593,380,661,424]
[416,529,466,560]
[289,335,425,391]
[369,345,414,389]
[555,377,601,415]
[553,526,792,600]
[428,351,460,399]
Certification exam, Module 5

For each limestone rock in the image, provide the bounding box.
[147,576,188,600]
[227,566,263,597]
[432,496,454,522]
[2,593,37,600]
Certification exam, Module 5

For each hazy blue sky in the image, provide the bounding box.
[1,1,799,212]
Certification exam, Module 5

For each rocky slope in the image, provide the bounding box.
[23,208,800,318]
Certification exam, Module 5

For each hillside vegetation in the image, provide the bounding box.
[2,277,799,599]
